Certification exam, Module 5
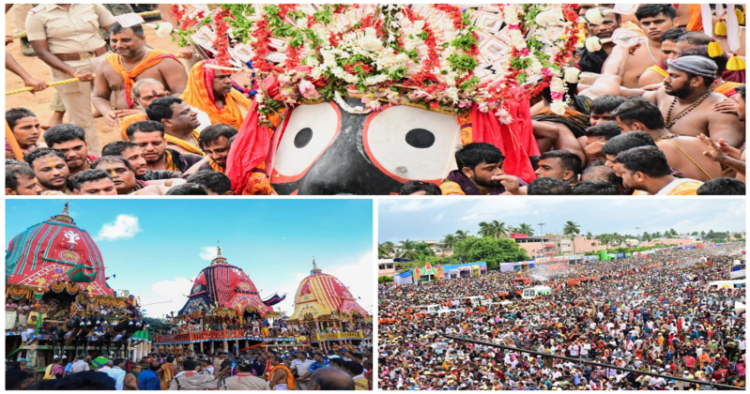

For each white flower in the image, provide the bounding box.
[564,68,581,84]
[365,27,378,37]
[550,100,567,115]
[305,56,320,67]
[585,8,605,25]
[550,77,565,93]
[311,68,323,79]
[414,20,425,30]
[510,30,527,49]
[504,5,520,25]
[359,36,383,52]
[585,37,602,52]
[445,87,459,103]
[154,22,174,38]
[529,58,543,74]
[535,10,563,26]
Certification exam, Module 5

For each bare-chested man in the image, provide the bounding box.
[613,96,722,182]
[602,43,745,148]
[603,4,679,88]
[637,28,687,87]
[646,56,745,147]
[93,22,187,127]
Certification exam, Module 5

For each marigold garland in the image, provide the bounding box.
[172,4,582,122]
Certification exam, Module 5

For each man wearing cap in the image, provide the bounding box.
[26,4,117,156]
[649,56,744,147]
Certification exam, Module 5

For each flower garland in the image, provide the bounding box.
[172,4,581,124]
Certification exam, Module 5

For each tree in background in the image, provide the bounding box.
[563,221,581,237]
[441,234,457,249]
[452,236,529,270]
[478,220,508,239]
[378,276,394,284]
[517,223,535,236]
[378,241,395,258]
[585,231,592,240]
[455,230,471,241]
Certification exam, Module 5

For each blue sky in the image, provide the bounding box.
[6,199,374,318]
[379,198,746,242]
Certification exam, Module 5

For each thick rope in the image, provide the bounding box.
[6,75,95,96]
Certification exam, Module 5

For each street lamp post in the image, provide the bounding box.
[636,227,641,243]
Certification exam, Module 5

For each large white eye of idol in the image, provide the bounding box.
[363,105,461,182]
[272,102,341,183]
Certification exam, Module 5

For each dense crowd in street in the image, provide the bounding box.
[378,246,746,390]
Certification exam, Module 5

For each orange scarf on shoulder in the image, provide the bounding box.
[267,364,295,390]
[181,59,252,129]
[105,49,178,109]
[209,158,225,173]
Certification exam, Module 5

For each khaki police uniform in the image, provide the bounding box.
[10,4,34,35]
[26,4,117,156]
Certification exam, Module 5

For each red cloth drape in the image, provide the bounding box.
[470,99,538,184]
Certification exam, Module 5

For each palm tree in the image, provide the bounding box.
[494,220,509,238]
[563,221,581,237]
[398,239,416,259]
[455,230,470,240]
[669,228,677,237]
[518,223,535,236]
[478,222,494,238]
[441,234,457,249]
[378,243,392,258]
[478,220,507,238]
[653,231,662,239]
[585,231,592,240]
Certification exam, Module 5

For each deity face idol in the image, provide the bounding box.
[269,97,462,195]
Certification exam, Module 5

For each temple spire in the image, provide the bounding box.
[311,257,322,274]
[211,242,227,265]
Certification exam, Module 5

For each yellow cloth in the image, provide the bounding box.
[181,60,252,129]
[209,158,225,173]
[632,179,702,195]
[43,363,55,380]
[165,150,180,172]
[159,364,174,391]
[354,377,368,390]
[105,49,175,109]
[267,364,295,390]
[165,130,204,156]
[646,64,669,78]
[440,180,466,196]
[621,21,646,36]
[119,113,148,140]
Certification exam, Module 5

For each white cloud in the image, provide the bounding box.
[432,213,444,223]
[141,277,195,318]
[96,215,141,241]
[200,246,218,261]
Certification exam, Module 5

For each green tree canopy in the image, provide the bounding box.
[452,236,529,270]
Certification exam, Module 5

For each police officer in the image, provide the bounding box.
[26,4,117,156]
